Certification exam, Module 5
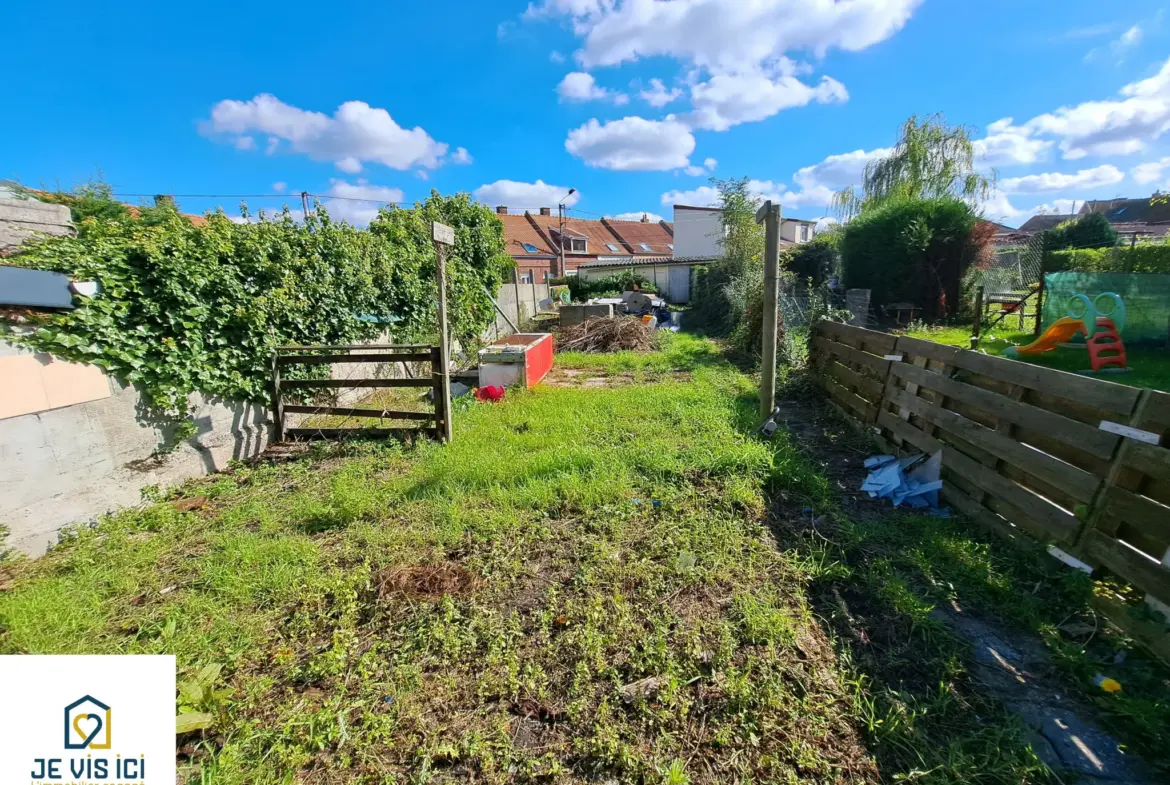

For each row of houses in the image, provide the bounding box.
[496,203,820,302]
[1016,195,1170,240]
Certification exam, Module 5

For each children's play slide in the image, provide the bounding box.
[1005,316,1085,355]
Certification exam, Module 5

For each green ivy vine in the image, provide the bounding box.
[4,191,513,426]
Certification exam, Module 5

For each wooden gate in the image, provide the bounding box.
[270,344,447,442]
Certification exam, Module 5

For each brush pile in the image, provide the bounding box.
[557,316,657,353]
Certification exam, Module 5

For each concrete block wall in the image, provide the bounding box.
[0,340,270,556]
[484,282,551,342]
[0,196,74,253]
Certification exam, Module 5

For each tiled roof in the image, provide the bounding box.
[603,217,675,254]
[1080,197,1170,225]
[497,213,556,257]
[1017,214,1076,233]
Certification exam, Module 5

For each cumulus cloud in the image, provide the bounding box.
[639,78,683,108]
[1021,56,1170,159]
[1132,156,1170,185]
[974,119,1052,167]
[999,164,1124,194]
[451,146,473,164]
[529,0,922,73]
[609,211,665,222]
[686,73,847,131]
[660,178,833,211]
[566,116,695,170]
[704,157,718,170]
[234,136,256,150]
[557,71,629,104]
[978,193,1081,225]
[317,179,405,226]
[660,185,720,207]
[473,179,581,208]
[202,93,452,172]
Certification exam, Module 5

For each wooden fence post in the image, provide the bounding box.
[270,352,284,443]
[430,346,447,444]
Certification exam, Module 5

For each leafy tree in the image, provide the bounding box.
[1043,212,1118,252]
[783,232,838,284]
[13,176,130,223]
[833,115,993,220]
[840,197,978,320]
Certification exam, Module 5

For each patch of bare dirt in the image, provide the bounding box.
[376,563,483,600]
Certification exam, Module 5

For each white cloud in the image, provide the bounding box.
[1000,164,1124,194]
[234,136,256,150]
[203,93,451,172]
[530,0,923,73]
[1132,156,1170,184]
[683,165,707,176]
[792,147,890,191]
[661,185,720,207]
[265,137,280,155]
[704,157,718,171]
[978,192,1081,224]
[566,116,695,171]
[316,179,405,226]
[273,181,287,193]
[549,50,566,63]
[659,178,833,210]
[1086,23,1144,63]
[473,179,581,208]
[974,119,1052,167]
[609,211,665,222]
[451,146,473,164]
[640,78,683,108]
[557,71,628,104]
[686,72,847,131]
[1021,56,1170,159]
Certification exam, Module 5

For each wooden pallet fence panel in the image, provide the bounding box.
[1083,530,1170,605]
[886,386,1099,504]
[281,405,434,421]
[889,361,1120,460]
[820,321,899,356]
[276,352,433,366]
[826,359,885,402]
[824,376,878,423]
[812,335,891,376]
[281,378,435,390]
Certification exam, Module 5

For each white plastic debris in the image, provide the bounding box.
[861,451,947,513]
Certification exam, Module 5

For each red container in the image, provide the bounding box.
[478,333,554,390]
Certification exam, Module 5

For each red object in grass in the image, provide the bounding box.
[475,385,506,402]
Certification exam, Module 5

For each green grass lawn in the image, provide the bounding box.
[3,334,1165,783]
[897,323,1170,393]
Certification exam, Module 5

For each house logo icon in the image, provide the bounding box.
[64,696,111,750]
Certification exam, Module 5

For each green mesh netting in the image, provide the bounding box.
[1043,272,1170,345]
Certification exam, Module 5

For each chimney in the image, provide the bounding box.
[640,213,649,223]
[539,207,551,216]
[154,194,175,208]
[496,206,508,215]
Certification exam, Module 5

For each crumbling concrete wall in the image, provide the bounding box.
[0,195,74,254]
[0,340,270,557]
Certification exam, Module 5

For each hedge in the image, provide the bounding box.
[1047,244,1170,274]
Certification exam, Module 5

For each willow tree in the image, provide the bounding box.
[833,115,994,220]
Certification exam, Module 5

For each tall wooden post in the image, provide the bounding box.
[432,222,455,443]
[756,200,781,421]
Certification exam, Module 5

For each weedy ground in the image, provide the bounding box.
[0,331,1164,784]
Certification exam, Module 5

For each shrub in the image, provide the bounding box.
[1046,244,1170,274]
[782,232,839,284]
[552,271,657,301]
[1043,212,1118,252]
[839,197,979,320]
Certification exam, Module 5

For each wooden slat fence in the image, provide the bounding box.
[271,345,447,442]
[810,321,1170,658]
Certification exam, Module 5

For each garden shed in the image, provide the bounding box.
[576,256,713,304]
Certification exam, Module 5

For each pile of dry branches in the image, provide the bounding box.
[557,316,657,353]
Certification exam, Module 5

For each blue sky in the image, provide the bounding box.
[4,0,1170,228]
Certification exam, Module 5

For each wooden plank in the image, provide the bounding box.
[898,336,1140,416]
[286,427,436,441]
[1091,592,1170,668]
[1083,531,1170,605]
[276,344,431,352]
[270,353,284,443]
[942,442,1082,543]
[277,353,432,366]
[824,378,877,423]
[943,484,1038,551]
[886,386,1100,504]
[281,378,435,390]
[894,336,961,367]
[282,405,434,421]
[820,322,898,355]
[890,362,1119,460]
[827,359,884,401]
[1139,390,1170,429]
[1104,487,1170,545]
[877,410,943,454]
[812,336,891,376]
